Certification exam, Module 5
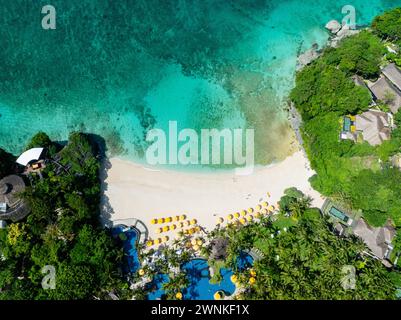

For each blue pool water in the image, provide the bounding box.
[182,259,236,300]
[147,274,170,300]
[112,226,140,274]
[234,252,254,272]
[147,253,253,300]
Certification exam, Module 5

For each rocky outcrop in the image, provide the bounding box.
[296,20,362,71]
[325,20,342,34]
[297,44,321,71]
[325,20,360,48]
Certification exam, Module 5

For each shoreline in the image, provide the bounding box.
[97,20,351,239]
[100,151,325,239]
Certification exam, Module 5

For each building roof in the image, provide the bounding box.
[352,75,368,88]
[355,110,391,146]
[0,175,30,222]
[209,238,229,261]
[352,219,396,260]
[382,63,401,92]
[16,148,44,166]
[369,76,401,114]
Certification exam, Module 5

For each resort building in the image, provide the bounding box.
[369,63,401,114]
[322,200,396,265]
[382,63,401,93]
[0,175,30,222]
[341,109,393,146]
[352,219,395,265]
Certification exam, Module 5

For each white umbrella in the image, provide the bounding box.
[16,148,44,166]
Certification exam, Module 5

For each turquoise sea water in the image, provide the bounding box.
[1,0,401,167]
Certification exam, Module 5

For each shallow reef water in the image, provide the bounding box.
[1,0,400,168]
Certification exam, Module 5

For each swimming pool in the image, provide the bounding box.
[146,274,170,300]
[112,225,140,274]
[147,253,253,300]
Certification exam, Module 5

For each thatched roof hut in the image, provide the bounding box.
[352,218,395,262]
[209,238,229,261]
[0,175,30,222]
[355,110,392,146]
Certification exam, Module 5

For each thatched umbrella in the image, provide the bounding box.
[210,238,229,261]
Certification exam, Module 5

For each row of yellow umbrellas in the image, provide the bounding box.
[146,236,170,247]
[151,215,187,225]
[224,203,276,222]
[155,219,198,234]
[182,226,201,235]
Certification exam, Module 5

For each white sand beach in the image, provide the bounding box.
[100,151,325,241]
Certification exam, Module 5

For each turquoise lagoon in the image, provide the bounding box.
[1,0,401,167]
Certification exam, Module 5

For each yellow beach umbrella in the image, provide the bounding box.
[146,240,153,247]
[217,217,224,224]
[230,275,238,284]
[162,236,169,242]
[267,205,274,212]
[188,229,194,235]
[249,277,256,285]
[247,208,254,214]
[151,218,157,225]
[255,212,261,218]
[227,214,234,221]
[239,218,246,225]
[154,239,160,245]
[162,226,170,232]
[246,215,253,222]
[195,226,201,232]
[165,217,172,223]
[138,269,145,276]
[193,244,200,251]
[261,209,268,215]
[174,216,180,222]
[185,241,192,248]
[170,224,177,231]
[158,218,165,224]
[180,214,187,221]
[178,222,184,228]
[256,204,262,211]
[250,269,256,277]
[176,292,183,300]
[190,219,197,225]
[191,239,198,246]
[214,291,223,300]
[262,201,269,207]
[267,192,271,197]
[240,210,246,216]
[197,239,203,246]
[184,220,190,226]
[156,228,162,234]
[234,212,240,219]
